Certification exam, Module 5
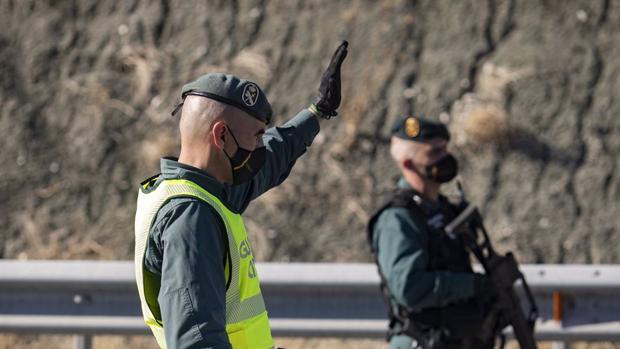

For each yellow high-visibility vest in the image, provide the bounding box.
[134,177,274,349]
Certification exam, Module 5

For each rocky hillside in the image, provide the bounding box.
[1,0,618,264]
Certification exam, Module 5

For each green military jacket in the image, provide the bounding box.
[142,110,319,349]
[370,178,477,311]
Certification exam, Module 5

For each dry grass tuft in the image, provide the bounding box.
[329,89,370,159]
[461,104,508,146]
[341,7,358,24]
[450,99,509,149]
[122,53,154,105]
[232,49,272,83]
[119,45,170,106]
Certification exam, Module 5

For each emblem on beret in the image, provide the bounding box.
[405,117,420,137]
[242,83,259,107]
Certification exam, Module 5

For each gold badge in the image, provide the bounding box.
[405,117,420,138]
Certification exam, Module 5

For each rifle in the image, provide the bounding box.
[444,188,539,349]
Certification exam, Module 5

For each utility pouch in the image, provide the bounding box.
[409,300,486,338]
[440,301,486,337]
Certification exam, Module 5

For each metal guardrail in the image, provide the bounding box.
[1,261,620,347]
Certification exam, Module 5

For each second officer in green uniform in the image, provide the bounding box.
[367,116,498,349]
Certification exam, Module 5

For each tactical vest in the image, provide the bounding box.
[134,177,274,349]
[367,188,483,341]
[367,188,471,274]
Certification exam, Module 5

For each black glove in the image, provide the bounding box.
[311,40,348,118]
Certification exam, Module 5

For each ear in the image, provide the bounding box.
[403,159,416,171]
[211,121,228,150]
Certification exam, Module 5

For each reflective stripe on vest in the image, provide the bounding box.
[134,178,274,349]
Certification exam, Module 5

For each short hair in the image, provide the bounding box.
[389,136,418,166]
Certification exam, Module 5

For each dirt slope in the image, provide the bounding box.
[0,0,618,264]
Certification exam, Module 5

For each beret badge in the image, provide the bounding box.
[405,117,420,138]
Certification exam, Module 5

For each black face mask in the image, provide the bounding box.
[224,127,266,184]
[425,154,458,183]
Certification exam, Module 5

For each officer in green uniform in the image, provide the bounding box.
[134,41,348,349]
[367,116,497,349]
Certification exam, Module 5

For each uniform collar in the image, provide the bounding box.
[160,157,227,202]
[396,176,443,213]
[397,177,412,190]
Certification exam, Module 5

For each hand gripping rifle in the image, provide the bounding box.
[444,184,539,349]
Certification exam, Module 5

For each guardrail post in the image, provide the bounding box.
[73,335,92,349]
[550,291,570,349]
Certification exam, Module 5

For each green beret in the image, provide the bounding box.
[391,116,450,141]
[180,73,273,124]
